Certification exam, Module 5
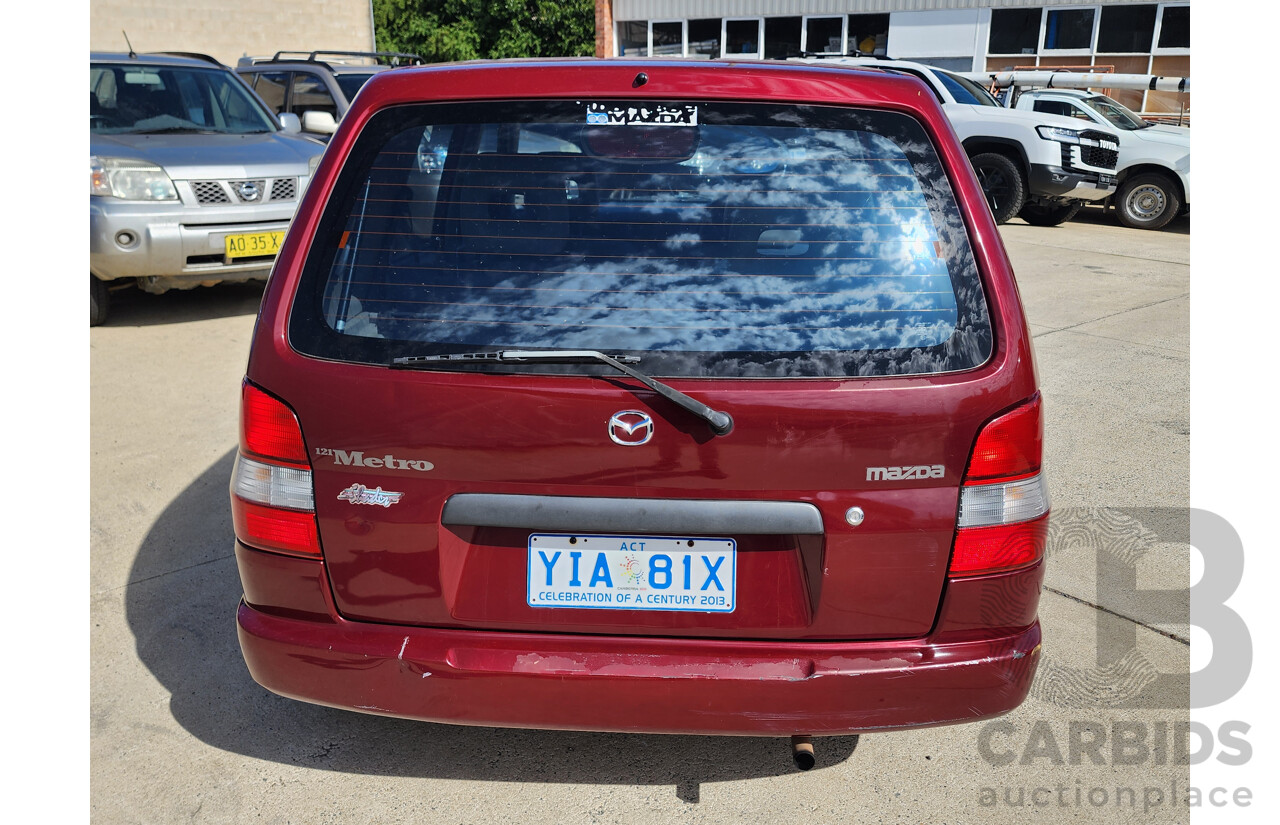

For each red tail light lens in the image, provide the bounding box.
[950,395,1049,578]
[242,383,310,466]
[232,381,320,557]
[233,499,321,557]
[964,394,1042,482]
[950,514,1049,576]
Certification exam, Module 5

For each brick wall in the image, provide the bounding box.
[594,0,613,58]
[90,0,374,67]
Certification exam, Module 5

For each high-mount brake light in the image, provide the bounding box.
[231,382,321,557]
[950,394,1049,577]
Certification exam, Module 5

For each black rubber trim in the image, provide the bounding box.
[441,494,825,535]
[1027,163,1102,197]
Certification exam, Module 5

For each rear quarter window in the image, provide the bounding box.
[290,100,990,377]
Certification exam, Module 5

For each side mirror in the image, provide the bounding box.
[301,111,338,135]
[278,113,301,134]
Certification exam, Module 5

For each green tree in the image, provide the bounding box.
[373,0,595,62]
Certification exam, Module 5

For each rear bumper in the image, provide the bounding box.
[236,541,1042,736]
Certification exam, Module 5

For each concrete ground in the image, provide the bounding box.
[90,212,1190,824]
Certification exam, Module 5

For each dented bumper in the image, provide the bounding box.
[235,542,1042,736]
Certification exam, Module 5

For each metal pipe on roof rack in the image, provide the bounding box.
[962,71,1190,94]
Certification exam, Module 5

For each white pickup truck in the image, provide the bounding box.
[801,57,1122,226]
[1011,89,1189,230]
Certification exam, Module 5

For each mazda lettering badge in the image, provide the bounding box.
[608,410,654,446]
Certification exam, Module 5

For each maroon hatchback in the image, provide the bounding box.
[231,58,1047,755]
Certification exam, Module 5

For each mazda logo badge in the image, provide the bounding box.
[238,181,261,201]
[608,410,654,446]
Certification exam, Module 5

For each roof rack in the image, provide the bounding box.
[147,51,226,67]
[264,50,425,67]
[792,50,894,61]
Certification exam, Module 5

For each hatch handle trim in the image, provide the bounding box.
[441,494,824,535]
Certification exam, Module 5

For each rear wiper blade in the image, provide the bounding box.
[392,349,733,437]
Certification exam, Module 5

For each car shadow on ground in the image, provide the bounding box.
[124,449,860,797]
[1050,206,1190,235]
[99,281,267,327]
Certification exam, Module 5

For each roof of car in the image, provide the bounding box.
[1020,88,1096,98]
[797,56,939,72]
[238,60,392,75]
[90,51,229,69]
[790,56,977,88]
[356,56,907,87]
[236,51,422,72]
[334,58,935,118]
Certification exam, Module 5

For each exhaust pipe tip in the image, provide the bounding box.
[791,735,815,771]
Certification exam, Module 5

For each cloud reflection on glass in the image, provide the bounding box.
[318,102,990,377]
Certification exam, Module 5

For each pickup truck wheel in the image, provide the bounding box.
[91,276,110,327]
[1018,200,1082,227]
[1116,173,1181,230]
[969,153,1026,225]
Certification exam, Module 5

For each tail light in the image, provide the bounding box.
[950,394,1049,577]
[231,381,320,557]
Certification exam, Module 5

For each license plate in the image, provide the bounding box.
[224,231,284,259]
[527,534,736,613]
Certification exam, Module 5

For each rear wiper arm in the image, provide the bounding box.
[392,349,733,437]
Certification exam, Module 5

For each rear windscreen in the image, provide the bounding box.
[290,100,990,377]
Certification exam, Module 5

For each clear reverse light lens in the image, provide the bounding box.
[90,155,178,200]
[232,455,314,511]
[958,473,1050,528]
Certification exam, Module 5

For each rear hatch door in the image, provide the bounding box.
[283,96,997,641]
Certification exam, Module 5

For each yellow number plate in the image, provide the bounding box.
[224,231,284,259]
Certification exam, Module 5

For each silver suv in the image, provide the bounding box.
[236,51,423,139]
[90,52,325,325]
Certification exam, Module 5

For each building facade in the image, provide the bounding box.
[90,0,375,69]
[596,1,1189,114]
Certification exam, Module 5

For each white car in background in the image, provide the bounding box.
[1013,89,1189,230]
[798,57,1122,227]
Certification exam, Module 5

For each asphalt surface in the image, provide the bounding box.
[90,210,1191,824]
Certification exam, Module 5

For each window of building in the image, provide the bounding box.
[848,13,889,56]
[1156,5,1190,50]
[989,8,1042,55]
[764,17,802,59]
[1043,8,1095,51]
[725,18,763,58]
[688,18,721,59]
[983,3,1189,115]
[804,16,846,55]
[652,21,684,56]
[618,21,648,57]
[1097,4,1157,53]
